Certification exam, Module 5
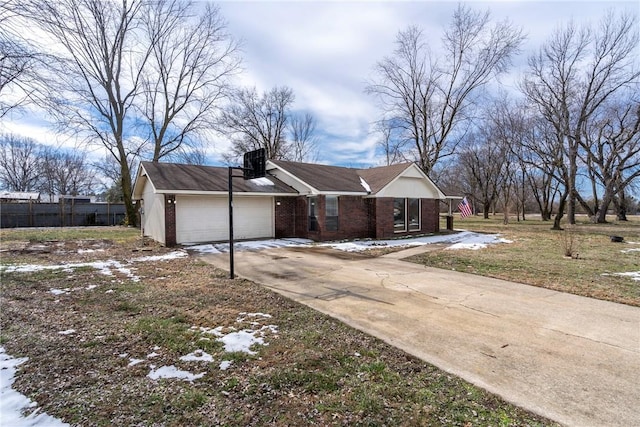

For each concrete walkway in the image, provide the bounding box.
[200,246,640,427]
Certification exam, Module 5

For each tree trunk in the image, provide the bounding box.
[614,191,628,221]
[567,141,578,225]
[595,194,613,224]
[552,193,567,230]
[121,171,137,227]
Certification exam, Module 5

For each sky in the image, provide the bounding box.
[1,1,637,171]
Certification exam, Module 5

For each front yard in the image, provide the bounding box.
[0,227,555,426]
[412,215,640,306]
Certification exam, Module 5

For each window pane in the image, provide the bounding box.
[325,196,338,216]
[393,198,406,232]
[326,196,338,231]
[408,198,420,231]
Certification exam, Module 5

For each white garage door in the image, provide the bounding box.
[175,195,273,244]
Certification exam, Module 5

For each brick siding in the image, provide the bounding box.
[273,195,440,242]
[164,194,176,247]
[274,197,296,238]
[421,198,440,234]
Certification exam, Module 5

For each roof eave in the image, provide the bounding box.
[267,160,321,194]
[151,189,297,197]
[313,191,369,196]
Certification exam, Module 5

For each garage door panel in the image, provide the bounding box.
[175,196,273,244]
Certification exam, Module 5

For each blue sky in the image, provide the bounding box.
[1,1,637,169]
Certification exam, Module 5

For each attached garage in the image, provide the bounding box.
[175,195,274,243]
[133,162,297,246]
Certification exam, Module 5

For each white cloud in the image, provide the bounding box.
[5,0,635,168]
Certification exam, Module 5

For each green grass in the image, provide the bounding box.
[0,226,141,243]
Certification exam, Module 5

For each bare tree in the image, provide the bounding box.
[140,0,240,162]
[15,0,240,225]
[39,146,95,197]
[520,116,563,221]
[581,97,640,222]
[375,119,406,166]
[458,129,508,219]
[0,1,44,117]
[94,154,124,202]
[366,5,524,174]
[16,0,151,225]
[288,112,318,162]
[522,11,639,224]
[0,133,41,191]
[221,86,296,161]
[519,113,573,229]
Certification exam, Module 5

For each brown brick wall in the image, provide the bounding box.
[274,196,309,238]
[337,196,370,239]
[164,194,176,247]
[421,198,440,234]
[372,197,439,240]
[295,197,308,237]
[274,197,296,238]
[372,197,394,239]
[273,195,440,242]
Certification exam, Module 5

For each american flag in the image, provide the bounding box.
[458,197,472,218]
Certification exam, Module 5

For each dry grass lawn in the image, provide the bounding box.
[0,227,555,426]
[408,215,640,306]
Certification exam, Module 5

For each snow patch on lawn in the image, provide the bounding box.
[218,330,266,355]
[187,232,510,254]
[180,350,214,363]
[187,238,313,254]
[147,365,205,382]
[611,271,640,281]
[621,242,640,254]
[0,251,188,283]
[319,231,511,252]
[0,347,69,427]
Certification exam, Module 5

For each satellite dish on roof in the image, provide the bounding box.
[243,148,266,180]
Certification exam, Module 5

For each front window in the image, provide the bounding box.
[325,196,338,232]
[394,198,421,233]
[408,198,421,231]
[393,198,406,232]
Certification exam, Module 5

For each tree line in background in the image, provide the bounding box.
[368,6,639,225]
[0,133,96,198]
[1,2,638,226]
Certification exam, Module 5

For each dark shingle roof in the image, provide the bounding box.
[269,160,366,192]
[270,159,414,193]
[357,163,414,194]
[140,162,297,194]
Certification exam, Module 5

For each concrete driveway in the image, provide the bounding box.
[200,245,640,427]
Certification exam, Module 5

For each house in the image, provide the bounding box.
[133,160,447,247]
[0,191,41,203]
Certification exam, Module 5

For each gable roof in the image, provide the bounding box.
[269,160,426,195]
[134,159,445,200]
[134,162,297,197]
[357,163,414,194]
[268,160,367,193]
